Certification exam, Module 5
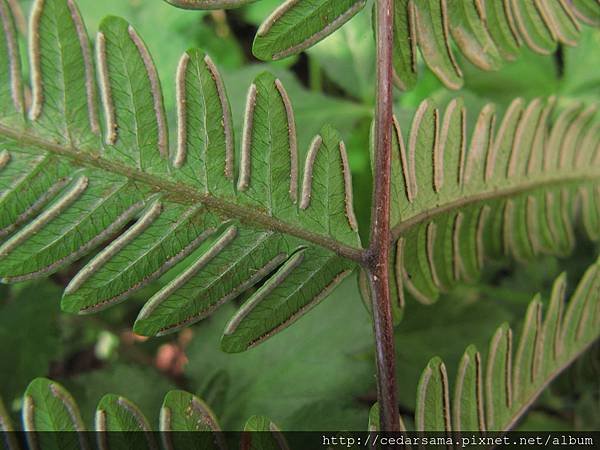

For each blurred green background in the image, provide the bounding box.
[1,0,599,431]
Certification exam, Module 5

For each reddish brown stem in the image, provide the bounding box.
[366,0,399,433]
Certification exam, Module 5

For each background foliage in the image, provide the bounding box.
[0,0,598,432]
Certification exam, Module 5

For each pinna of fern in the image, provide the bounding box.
[0,378,289,450]
[1,0,600,350]
[359,94,600,323]
[161,0,600,90]
[0,0,362,353]
[370,256,600,433]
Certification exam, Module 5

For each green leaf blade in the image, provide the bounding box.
[413,0,463,90]
[452,345,485,432]
[160,390,225,450]
[96,394,157,450]
[174,49,235,197]
[61,202,218,314]
[23,378,88,450]
[449,0,502,71]
[415,357,451,432]
[509,0,557,55]
[0,172,143,282]
[133,226,292,337]
[241,416,289,450]
[237,72,298,220]
[0,0,23,124]
[28,0,99,147]
[391,98,600,305]
[299,125,360,247]
[391,0,418,91]
[252,0,367,61]
[97,16,168,173]
[480,0,521,61]
[221,246,355,352]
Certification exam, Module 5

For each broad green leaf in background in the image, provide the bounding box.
[460,47,560,105]
[560,29,600,101]
[0,283,61,409]
[239,0,279,25]
[307,6,375,103]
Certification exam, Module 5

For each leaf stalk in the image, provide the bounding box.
[366,0,400,433]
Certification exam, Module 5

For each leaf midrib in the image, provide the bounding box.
[4,123,598,265]
[0,123,364,262]
[391,172,600,240]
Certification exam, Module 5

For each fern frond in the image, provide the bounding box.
[6,378,285,449]
[386,97,600,308]
[0,0,361,351]
[390,0,599,90]
[1,0,599,350]
[411,258,600,432]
